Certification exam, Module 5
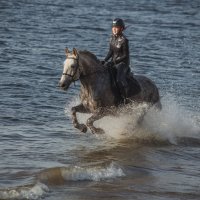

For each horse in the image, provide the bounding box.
[58,48,161,134]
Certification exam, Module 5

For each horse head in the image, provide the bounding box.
[59,48,82,90]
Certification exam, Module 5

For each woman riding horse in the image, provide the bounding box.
[59,48,161,134]
[103,18,130,102]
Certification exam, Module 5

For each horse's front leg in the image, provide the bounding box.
[86,108,106,134]
[71,104,88,133]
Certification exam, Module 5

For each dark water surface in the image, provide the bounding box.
[0,0,200,199]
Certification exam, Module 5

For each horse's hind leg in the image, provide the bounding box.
[86,109,106,134]
[71,104,88,133]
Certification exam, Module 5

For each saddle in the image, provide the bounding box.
[107,66,141,104]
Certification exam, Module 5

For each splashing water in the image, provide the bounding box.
[142,94,200,144]
[64,95,200,142]
[97,94,200,142]
[95,102,149,139]
[64,96,81,118]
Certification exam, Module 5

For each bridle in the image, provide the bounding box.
[62,56,81,82]
[62,55,108,82]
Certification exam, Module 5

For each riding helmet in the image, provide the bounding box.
[112,18,125,29]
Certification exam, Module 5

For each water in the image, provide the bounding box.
[0,0,200,199]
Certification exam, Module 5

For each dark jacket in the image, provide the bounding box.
[105,34,130,66]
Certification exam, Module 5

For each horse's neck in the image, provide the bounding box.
[79,64,106,96]
[78,52,110,98]
[79,53,99,75]
[80,71,101,90]
[79,53,101,84]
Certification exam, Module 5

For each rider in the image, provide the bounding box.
[102,18,130,101]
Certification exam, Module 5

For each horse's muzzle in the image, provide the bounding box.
[58,80,70,90]
[58,81,64,88]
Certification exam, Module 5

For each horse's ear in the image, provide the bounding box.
[65,48,70,57]
[72,48,78,57]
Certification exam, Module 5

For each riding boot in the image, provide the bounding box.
[123,86,129,104]
[120,86,129,104]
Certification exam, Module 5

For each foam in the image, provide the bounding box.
[0,182,49,200]
[61,162,125,181]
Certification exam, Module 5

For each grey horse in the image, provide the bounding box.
[59,48,161,134]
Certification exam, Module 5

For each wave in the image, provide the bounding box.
[37,162,125,185]
[0,182,49,200]
[0,162,124,200]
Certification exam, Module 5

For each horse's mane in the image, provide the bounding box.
[79,50,100,63]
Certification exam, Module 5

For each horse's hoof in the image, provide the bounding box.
[79,124,87,133]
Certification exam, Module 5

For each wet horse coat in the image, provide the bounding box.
[59,48,161,134]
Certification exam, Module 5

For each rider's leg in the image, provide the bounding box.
[116,62,129,101]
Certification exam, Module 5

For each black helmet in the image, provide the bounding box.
[112,18,125,29]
